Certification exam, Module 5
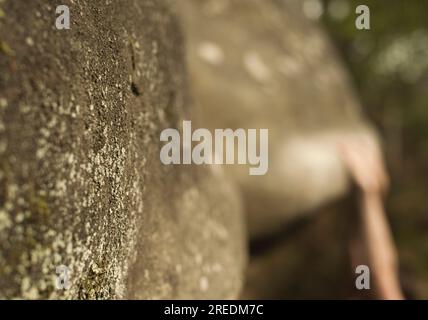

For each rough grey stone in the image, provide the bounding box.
[0,0,246,299]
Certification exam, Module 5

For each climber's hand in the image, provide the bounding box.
[338,133,389,195]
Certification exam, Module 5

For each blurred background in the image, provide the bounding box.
[244,0,428,299]
[324,0,428,299]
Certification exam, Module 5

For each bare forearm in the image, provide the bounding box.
[361,193,403,299]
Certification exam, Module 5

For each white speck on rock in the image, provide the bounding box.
[302,0,324,20]
[278,55,303,77]
[25,37,34,47]
[0,98,8,108]
[200,276,209,292]
[197,42,225,66]
[0,209,12,231]
[243,51,272,83]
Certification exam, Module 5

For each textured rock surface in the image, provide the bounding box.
[0,0,246,299]
[177,0,379,238]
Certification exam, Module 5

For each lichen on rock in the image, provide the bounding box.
[0,0,246,299]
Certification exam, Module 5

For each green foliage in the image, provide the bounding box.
[322,0,428,298]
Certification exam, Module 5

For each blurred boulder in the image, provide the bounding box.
[0,0,245,299]
[177,0,380,238]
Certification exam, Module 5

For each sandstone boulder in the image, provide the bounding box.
[177,0,380,238]
[0,0,245,299]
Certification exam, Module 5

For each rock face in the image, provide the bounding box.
[0,0,246,299]
[177,0,379,238]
